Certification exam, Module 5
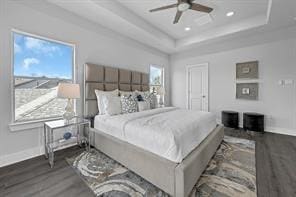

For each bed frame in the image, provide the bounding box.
[83,63,224,197]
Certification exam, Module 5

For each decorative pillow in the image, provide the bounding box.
[142,92,157,109]
[137,101,150,112]
[136,94,144,101]
[102,95,121,116]
[121,95,137,114]
[120,90,137,100]
[95,89,119,115]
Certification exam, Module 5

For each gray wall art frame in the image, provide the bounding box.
[236,61,258,79]
[236,83,259,100]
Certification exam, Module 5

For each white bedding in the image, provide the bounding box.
[94,107,217,163]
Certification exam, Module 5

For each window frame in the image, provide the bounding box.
[149,64,164,89]
[11,29,76,124]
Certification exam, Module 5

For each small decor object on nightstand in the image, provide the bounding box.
[222,111,239,129]
[63,132,72,140]
[243,112,264,132]
[57,83,80,121]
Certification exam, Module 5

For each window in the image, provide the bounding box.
[150,65,164,92]
[13,31,74,122]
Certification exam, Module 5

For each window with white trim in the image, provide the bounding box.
[13,31,74,122]
[150,65,164,104]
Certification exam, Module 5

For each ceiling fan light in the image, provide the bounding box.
[178,3,190,12]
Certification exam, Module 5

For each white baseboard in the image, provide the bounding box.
[265,127,296,137]
[0,144,79,168]
[217,118,296,137]
[0,146,44,168]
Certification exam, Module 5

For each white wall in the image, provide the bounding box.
[0,0,169,166]
[171,38,296,135]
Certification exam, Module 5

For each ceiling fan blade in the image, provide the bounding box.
[190,3,213,13]
[173,11,183,24]
[150,4,178,12]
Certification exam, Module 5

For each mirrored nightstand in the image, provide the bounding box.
[44,117,91,168]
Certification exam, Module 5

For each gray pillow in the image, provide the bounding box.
[121,95,137,114]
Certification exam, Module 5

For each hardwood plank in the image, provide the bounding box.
[0,146,94,197]
[226,128,296,197]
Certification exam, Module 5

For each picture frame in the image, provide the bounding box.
[236,61,258,79]
[236,83,258,100]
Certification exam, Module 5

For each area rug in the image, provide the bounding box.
[66,136,256,197]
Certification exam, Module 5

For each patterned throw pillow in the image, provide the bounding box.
[120,95,137,114]
[120,91,138,101]
[142,92,157,109]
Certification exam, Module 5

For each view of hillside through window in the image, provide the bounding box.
[150,65,163,93]
[13,32,74,122]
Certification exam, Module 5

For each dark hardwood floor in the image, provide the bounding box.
[1,129,296,197]
[225,128,296,197]
[0,146,94,197]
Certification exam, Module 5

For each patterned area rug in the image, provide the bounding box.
[66,136,256,197]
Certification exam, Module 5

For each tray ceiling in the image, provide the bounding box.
[45,0,296,53]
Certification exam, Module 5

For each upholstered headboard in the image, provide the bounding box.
[83,63,149,117]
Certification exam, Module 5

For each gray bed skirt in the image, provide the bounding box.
[92,125,224,197]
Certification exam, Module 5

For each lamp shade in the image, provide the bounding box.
[156,87,165,95]
[57,83,80,99]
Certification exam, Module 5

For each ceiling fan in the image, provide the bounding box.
[149,0,213,24]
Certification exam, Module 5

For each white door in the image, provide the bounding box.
[187,64,209,111]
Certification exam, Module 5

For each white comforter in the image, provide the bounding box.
[94,107,217,163]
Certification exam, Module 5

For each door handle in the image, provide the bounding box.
[202,95,206,98]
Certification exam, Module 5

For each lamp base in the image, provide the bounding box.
[158,96,164,107]
[63,99,75,121]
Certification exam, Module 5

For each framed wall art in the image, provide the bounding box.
[236,61,258,79]
[236,83,258,100]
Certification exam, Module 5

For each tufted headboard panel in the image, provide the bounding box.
[83,63,150,117]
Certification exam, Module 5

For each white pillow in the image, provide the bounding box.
[120,90,136,97]
[102,95,122,116]
[94,89,119,115]
[137,101,150,112]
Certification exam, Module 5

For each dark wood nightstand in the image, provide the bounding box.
[222,111,239,129]
[243,112,264,132]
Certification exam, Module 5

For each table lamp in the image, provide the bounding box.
[157,87,165,106]
[57,83,80,121]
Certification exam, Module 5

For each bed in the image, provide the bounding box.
[83,63,224,197]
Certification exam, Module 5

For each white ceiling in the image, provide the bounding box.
[45,0,296,53]
[118,0,269,39]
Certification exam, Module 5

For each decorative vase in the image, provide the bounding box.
[63,132,72,140]
[63,98,75,121]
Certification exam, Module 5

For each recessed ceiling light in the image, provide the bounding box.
[226,11,234,17]
[185,27,191,31]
